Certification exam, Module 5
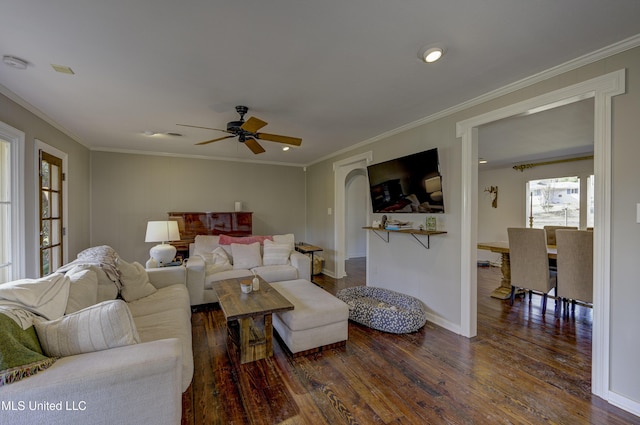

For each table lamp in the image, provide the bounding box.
[145,221,180,266]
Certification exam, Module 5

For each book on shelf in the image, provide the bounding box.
[385,221,413,231]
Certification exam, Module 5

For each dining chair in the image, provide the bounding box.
[543,225,578,246]
[555,229,593,315]
[543,225,577,271]
[507,228,557,315]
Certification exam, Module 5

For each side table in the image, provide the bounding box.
[295,244,323,283]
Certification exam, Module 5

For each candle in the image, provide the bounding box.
[530,192,533,216]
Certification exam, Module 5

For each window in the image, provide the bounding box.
[0,122,25,283]
[527,174,594,229]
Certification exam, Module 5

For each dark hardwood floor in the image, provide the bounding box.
[182,260,638,424]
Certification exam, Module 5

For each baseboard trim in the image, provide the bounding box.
[608,390,640,418]
[424,311,461,335]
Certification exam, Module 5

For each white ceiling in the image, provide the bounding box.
[478,98,595,170]
[1,1,639,166]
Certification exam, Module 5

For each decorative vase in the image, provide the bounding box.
[252,276,260,291]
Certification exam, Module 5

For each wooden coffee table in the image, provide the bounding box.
[213,277,294,364]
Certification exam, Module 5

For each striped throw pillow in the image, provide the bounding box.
[34,300,140,357]
[263,239,291,266]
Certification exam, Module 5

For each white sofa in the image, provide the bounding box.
[185,234,311,306]
[0,248,192,425]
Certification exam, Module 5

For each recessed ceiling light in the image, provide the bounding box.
[282,146,290,151]
[143,131,156,136]
[418,46,444,63]
[2,55,28,69]
[479,158,488,164]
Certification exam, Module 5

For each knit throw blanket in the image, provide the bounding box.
[57,245,121,289]
[0,313,56,386]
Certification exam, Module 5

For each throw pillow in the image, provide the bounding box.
[70,264,119,302]
[273,233,295,251]
[231,242,262,270]
[117,259,157,302]
[193,235,220,261]
[64,266,99,314]
[219,235,273,246]
[205,247,233,275]
[34,300,141,357]
[263,239,291,266]
[0,313,56,386]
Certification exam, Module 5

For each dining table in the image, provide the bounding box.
[477,241,557,299]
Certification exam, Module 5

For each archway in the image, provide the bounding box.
[333,152,372,278]
[345,168,367,261]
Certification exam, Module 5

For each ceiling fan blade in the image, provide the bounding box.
[241,117,268,133]
[177,124,228,132]
[244,138,266,154]
[256,132,302,146]
[195,135,235,145]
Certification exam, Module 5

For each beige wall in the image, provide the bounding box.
[306,46,640,405]
[0,92,91,276]
[89,151,306,263]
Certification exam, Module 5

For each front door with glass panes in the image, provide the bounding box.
[39,151,64,276]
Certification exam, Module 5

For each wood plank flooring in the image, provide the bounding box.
[182,260,639,424]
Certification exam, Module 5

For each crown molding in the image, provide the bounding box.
[92,147,305,168]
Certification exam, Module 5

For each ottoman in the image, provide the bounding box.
[336,286,427,334]
[270,279,349,355]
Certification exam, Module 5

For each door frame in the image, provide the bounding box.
[34,140,68,273]
[456,69,625,399]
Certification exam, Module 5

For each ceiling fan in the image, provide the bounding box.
[177,105,302,154]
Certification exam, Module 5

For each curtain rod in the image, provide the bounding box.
[513,155,593,172]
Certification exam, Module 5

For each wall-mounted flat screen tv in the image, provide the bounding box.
[367,148,444,213]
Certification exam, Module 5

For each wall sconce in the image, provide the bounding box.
[484,186,498,208]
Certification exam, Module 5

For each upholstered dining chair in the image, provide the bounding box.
[543,225,577,271]
[555,229,593,315]
[507,228,557,315]
[543,225,578,246]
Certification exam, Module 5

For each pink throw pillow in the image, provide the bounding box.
[219,235,273,246]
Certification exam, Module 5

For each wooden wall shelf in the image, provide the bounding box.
[362,226,447,249]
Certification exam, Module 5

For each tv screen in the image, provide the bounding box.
[367,148,444,213]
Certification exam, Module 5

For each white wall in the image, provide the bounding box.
[345,170,367,259]
[90,151,306,264]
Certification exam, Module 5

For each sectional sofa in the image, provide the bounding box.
[0,246,192,425]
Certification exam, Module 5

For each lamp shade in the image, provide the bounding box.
[145,221,180,243]
[424,176,442,193]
